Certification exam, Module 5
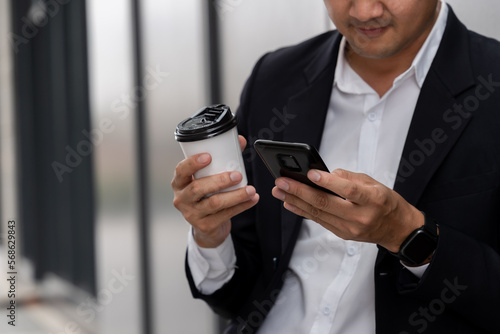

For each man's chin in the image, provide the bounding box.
[346,41,399,60]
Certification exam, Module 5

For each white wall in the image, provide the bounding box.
[219,0,331,110]
[447,0,500,40]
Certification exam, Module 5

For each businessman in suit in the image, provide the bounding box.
[172,1,500,333]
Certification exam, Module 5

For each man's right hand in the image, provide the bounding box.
[172,147,259,248]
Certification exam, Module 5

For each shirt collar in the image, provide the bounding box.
[334,1,449,92]
[413,0,448,87]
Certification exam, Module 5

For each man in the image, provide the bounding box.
[172,1,500,333]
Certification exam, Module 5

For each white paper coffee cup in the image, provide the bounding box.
[175,104,248,193]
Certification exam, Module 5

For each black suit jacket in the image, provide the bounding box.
[187,7,500,334]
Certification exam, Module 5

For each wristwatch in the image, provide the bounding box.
[390,212,439,265]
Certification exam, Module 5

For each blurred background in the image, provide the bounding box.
[0,1,498,333]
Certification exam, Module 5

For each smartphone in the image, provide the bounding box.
[253,139,340,197]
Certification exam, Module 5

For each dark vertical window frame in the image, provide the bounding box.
[130,0,153,333]
[11,0,38,274]
[206,0,222,105]
[11,0,96,295]
[65,0,96,293]
[65,0,96,292]
[205,2,226,333]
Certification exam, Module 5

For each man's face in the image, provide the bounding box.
[323,0,440,59]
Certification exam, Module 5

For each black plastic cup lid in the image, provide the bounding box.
[175,104,238,142]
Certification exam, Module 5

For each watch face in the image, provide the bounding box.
[401,230,437,264]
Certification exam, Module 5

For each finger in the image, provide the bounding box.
[272,178,354,222]
[198,192,260,228]
[196,185,257,216]
[307,169,371,204]
[173,171,244,216]
[281,193,373,243]
[274,177,342,214]
[238,135,247,152]
[171,153,211,190]
[180,183,257,223]
[274,185,333,223]
[186,171,244,202]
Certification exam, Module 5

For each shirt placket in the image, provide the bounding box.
[309,240,363,334]
[357,94,385,177]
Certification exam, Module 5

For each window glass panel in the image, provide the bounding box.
[141,1,215,333]
[219,0,331,108]
[87,0,141,333]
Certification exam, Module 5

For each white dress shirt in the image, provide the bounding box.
[187,3,448,333]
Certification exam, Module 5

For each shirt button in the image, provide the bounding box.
[323,305,331,315]
[368,112,377,122]
[347,245,358,256]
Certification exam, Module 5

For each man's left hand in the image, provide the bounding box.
[272,169,424,253]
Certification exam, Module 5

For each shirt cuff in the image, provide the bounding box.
[401,262,430,278]
[186,227,237,294]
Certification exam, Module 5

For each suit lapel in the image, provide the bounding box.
[280,32,341,253]
[393,7,475,206]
